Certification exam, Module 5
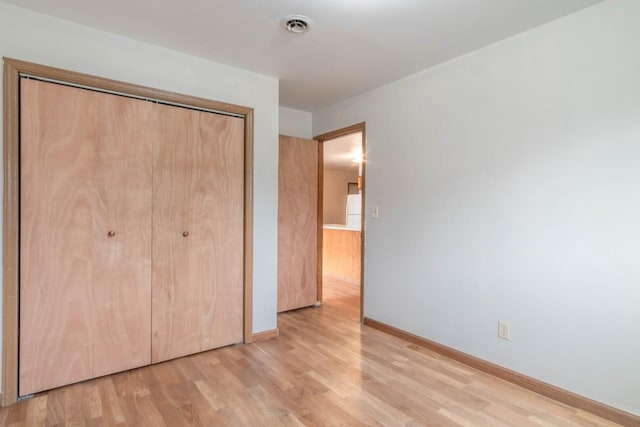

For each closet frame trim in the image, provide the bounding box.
[2,57,255,406]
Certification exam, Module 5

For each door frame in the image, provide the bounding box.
[314,122,366,322]
[2,58,255,406]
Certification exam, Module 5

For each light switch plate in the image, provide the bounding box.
[498,321,510,340]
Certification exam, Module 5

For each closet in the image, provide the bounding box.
[18,77,244,396]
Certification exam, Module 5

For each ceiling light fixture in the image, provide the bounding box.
[282,15,313,34]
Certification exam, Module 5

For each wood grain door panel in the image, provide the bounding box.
[152,106,244,363]
[19,79,153,395]
[277,136,318,312]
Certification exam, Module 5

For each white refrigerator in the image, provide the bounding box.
[346,194,362,229]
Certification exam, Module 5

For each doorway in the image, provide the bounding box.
[315,123,366,322]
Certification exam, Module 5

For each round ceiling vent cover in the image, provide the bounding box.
[282,15,313,34]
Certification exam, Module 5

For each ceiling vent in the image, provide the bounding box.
[282,15,313,34]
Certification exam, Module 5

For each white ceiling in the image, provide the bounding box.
[2,0,604,111]
[324,133,362,171]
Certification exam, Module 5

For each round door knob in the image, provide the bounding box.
[183,231,189,237]
[107,231,116,237]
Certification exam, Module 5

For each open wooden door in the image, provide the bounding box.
[19,79,153,395]
[277,136,318,312]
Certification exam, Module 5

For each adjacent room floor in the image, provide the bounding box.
[0,278,620,426]
[320,276,361,323]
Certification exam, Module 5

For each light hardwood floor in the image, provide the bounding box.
[0,277,622,426]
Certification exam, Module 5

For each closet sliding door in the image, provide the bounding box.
[152,104,245,363]
[19,79,153,395]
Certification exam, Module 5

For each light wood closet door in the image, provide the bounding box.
[152,105,244,363]
[278,136,318,312]
[19,79,153,395]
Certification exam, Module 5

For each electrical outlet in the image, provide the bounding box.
[498,321,510,340]
[372,206,379,218]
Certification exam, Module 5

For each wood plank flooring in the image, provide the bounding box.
[0,277,622,426]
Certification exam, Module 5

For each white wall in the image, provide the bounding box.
[0,3,280,382]
[314,0,640,415]
[279,106,313,139]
